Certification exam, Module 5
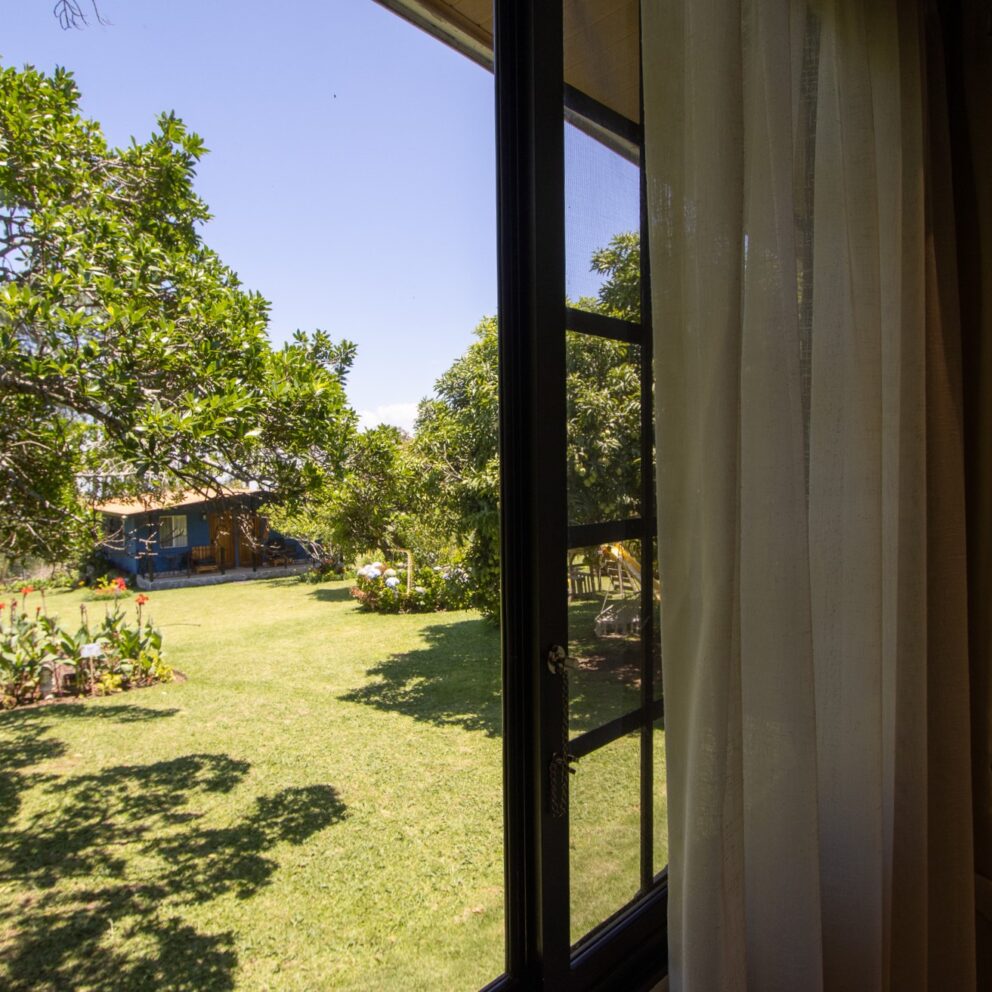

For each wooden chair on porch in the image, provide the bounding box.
[190,544,220,574]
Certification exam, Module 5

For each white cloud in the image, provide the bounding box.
[357,402,419,435]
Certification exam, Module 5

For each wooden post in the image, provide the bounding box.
[252,500,259,572]
[393,548,415,594]
[147,516,155,584]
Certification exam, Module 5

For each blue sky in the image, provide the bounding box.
[5,0,638,432]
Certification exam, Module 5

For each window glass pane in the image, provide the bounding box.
[570,731,641,945]
[160,515,187,549]
[568,544,642,734]
[564,123,640,317]
[566,333,641,527]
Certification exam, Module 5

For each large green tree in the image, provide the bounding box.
[415,233,642,620]
[415,315,502,612]
[271,421,458,566]
[0,64,357,563]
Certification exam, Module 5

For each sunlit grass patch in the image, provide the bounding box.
[0,578,664,990]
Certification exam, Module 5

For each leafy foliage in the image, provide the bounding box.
[325,426,421,559]
[565,332,640,526]
[589,232,641,319]
[351,561,473,615]
[271,424,455,567]
[0,64,357,563]
[0,590,169,708]
[414,235,642,620]
[88,574,132,600]
[197,226,637,625]
[414,316,501,619]
[0,574,77,595]
[296,558,346,584]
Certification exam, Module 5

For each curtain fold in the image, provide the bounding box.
[643,2,977,988]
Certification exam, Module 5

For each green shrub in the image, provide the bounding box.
[0,591,170,708]
[351,562,472,614]
[0,574,76,595]
[299,557,346,584]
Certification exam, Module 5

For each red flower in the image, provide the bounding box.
[114,577,127,591]
[136,594,149,606]
[20,585,34,596]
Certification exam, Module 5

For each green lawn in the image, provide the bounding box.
[0,578,665,990]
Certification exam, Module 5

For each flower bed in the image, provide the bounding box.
[351,562,472,614]
[87,575,133,601]
[0,589,171,709]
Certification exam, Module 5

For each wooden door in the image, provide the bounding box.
[208,511,234,570]
[236,512,263,569]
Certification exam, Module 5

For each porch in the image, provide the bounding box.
[135,561,310,591]
[94,488,311,584]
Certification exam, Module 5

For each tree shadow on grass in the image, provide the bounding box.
[339,617,502,737]
[338,607,656,738]
[0,705,179,831]
[308,585,355,604]
[0,705,346,991]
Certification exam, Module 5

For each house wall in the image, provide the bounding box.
[101,510,207,575]
[102,515,137,575]
[187,513,211,549]
[99,504,310,577]
[142,511,207,573]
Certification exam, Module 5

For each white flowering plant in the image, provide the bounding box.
[351,561,472,614]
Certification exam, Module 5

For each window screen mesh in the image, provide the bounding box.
[564,122,640,313]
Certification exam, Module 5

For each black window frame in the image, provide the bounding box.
[492,2,668,989]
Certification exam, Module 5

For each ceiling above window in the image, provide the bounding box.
[375,0,641,126]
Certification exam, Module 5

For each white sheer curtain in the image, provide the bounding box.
[643,1,976,988]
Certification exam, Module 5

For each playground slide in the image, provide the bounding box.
[605,544,661,601]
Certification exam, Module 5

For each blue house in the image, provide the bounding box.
[93,488,309,588]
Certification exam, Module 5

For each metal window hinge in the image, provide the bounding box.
[546,643,576,674]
